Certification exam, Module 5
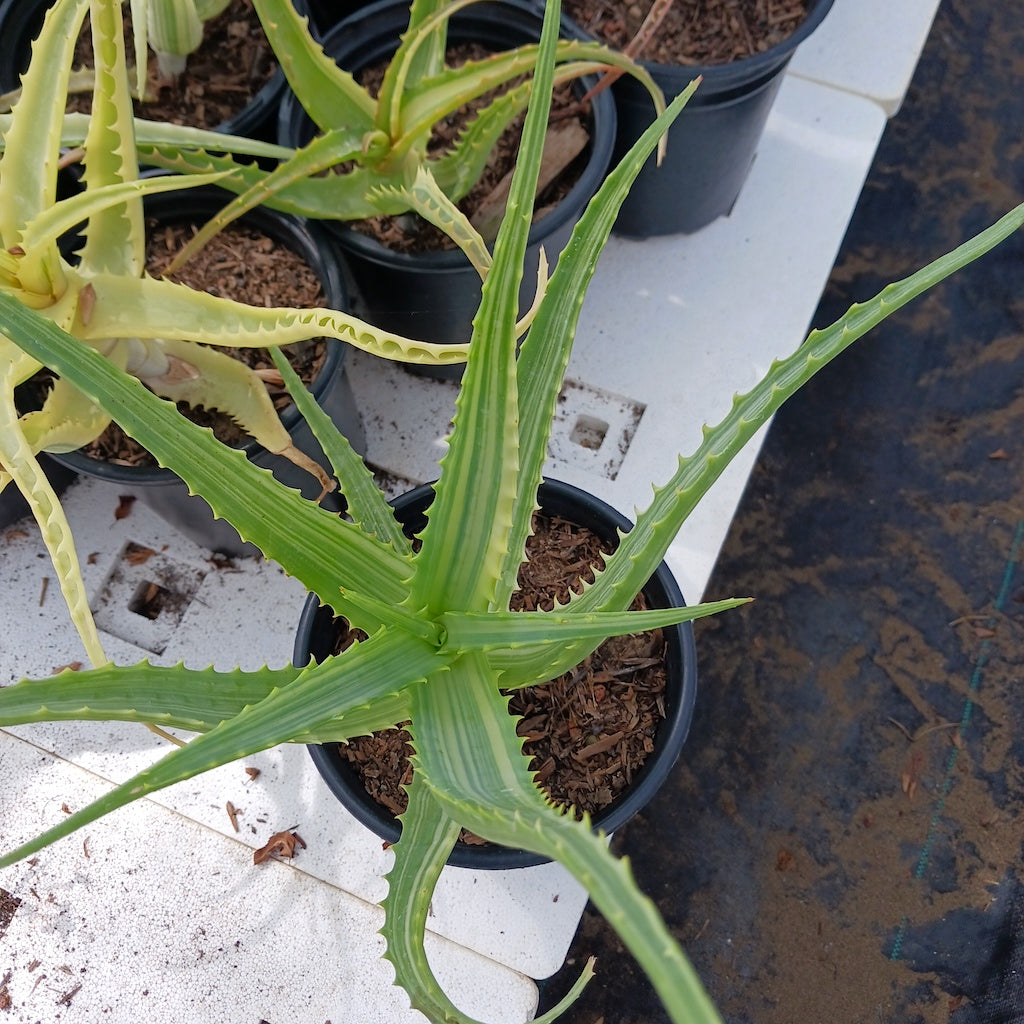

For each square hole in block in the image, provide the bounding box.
[128,580,173,621]
[569,415,609,452]
[92,542,207,654]
[548,380,645,480]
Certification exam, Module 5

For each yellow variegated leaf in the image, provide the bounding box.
[78,272,471,366]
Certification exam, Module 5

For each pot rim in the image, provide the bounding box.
[565,0,836,98]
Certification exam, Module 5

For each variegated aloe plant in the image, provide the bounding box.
[2,2,1023,1022]
[0,0,469,666]
[18,0,665,280]
[133,0,667,276]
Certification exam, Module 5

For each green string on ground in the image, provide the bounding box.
[890,517,1024,961]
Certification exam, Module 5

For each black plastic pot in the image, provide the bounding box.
[303,0,378,39]
[559,0,835,237]
[47,187,365,556]
[299,477,698,870]
[277,0,617,376]
[0,0,292,141]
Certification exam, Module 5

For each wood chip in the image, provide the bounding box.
[124,543,157,566]
[57,983,82,1007]
[253,828,306,864]
[575,731,625,760]
[114,495,136,520]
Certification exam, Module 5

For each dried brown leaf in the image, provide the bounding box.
[253,829,306,864]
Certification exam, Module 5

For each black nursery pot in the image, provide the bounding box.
[302,0,378,39]
[299,478,699,870]
[48,188,365,556]
[569,0,835,237]
[277,0,617,375]
[0,0,292,141]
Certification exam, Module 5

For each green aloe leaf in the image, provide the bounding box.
[495,182,1024,688]
[76,271,469,367]
[0,378,107,667]
[79,0,143,278]
[397,36,663,149]
[407,0,565,617]
[376,0,448,135]
[140,336,334,491]
[379,772,470,1024]
[496,80,700,607]
[0,662,301,732]
[15,373,112,455]
[421,60,613,208]
[368,167,492,279]
[0,0,89,295]
[0,0,88,238]
[134,139,398,222]
[410,655,722,1024]
[425,59,618,211]
[0,659,410,742]
[439,597,750,654]
[158,128,366,269]
[426,79,537,201]
[71,270,468,366]
[253,0,375,133]
[0,112,295,159]
[146,0,203,77]
[382,769,598,1024]
[19,171,231,255]
[269,348,409,551]
[585,199,1024,618]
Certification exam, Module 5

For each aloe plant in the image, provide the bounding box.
[2,1,1024,1021]
[130,0,667,276]
[0,0,471,666]
[11,0,665,278]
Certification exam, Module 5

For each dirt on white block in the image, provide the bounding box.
[0,734,539,1024]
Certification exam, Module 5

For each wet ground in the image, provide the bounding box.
[538,0,1024,1021]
